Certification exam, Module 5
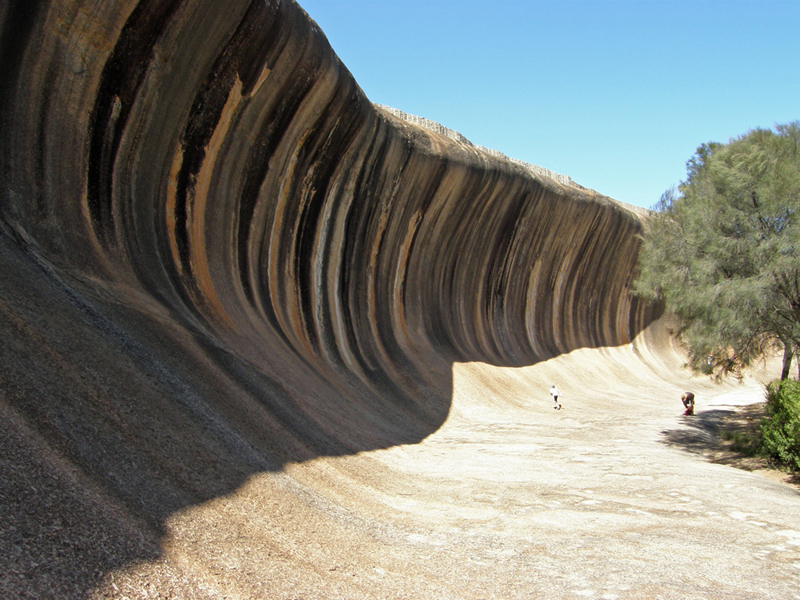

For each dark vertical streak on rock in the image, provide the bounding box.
[0,1,46,222]
[293,86,365,356]
[0,1,44,121]
[235,4,290,305]
[169,0,279,299]
[87,0,183,249]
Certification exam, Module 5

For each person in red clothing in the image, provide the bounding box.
[681,392,695,416]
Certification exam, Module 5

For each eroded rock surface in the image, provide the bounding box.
[2,1,797,599]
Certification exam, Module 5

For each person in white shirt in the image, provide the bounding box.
[550,384,561,410]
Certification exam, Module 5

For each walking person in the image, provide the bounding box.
[550,384,562,410]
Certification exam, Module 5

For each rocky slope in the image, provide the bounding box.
[0,1,712,598]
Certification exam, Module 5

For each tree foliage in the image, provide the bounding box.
[635,122,800,378]
[761,380,800,471]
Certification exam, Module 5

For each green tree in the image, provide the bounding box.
[635,122,800,379]
[761,380,800,471]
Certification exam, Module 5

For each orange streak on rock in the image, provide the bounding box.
[165,146,184,275]
[187,77,246,327]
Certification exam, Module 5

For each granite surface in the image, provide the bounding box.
[1,1,797,598]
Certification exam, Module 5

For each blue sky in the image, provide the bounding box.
[297,0,798,208]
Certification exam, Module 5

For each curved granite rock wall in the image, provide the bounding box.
[0,0,659,594]
[2,0,654,370]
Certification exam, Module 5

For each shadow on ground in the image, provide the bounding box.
[661,404,800,491]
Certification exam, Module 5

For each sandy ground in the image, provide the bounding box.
[81,339,799,600]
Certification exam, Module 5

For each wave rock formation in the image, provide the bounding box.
[4,0,756,598]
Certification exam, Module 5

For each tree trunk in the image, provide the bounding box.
[781,344,793,380]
